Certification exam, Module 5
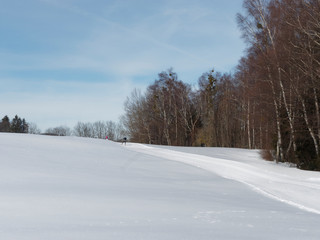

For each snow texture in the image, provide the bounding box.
[0,133,320,239]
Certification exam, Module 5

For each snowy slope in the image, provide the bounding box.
[128,144,320,214]
[0,133,320,240]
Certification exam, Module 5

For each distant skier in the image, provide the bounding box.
[105,136,108,140]
[122,137,127,145]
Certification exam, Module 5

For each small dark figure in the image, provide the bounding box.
[122,137,127,145]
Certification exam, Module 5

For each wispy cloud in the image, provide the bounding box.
[36,0,228,72]
[0,77,141,130]
[0,0,245,129]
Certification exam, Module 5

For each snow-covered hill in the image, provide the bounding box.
[1,133,319,240]
[129,144,320,215]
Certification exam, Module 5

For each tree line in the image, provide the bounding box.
[122,69,240,147]
[42,120,125,141]
[0,115,124,141]
[237,0,320,169]
[0,115,29,133]
[123,0,320,170]
[72,121,125,140]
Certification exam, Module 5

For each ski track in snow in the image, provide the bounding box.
[127,143,320,215]
[2,133,320,239]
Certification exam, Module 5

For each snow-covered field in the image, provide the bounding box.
[1,133,320,239]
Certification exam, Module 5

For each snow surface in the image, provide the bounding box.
[1,133,320,239]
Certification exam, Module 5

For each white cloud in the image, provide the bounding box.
[0,78,142,131]
[0,0,246,130]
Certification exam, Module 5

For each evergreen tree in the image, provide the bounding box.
[11,115,21,133]
[21,118,28,133]
[0,115,11,132]
[10,115,28,133]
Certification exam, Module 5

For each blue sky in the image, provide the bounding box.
[0,0,246,131]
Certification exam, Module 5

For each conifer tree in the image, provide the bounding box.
[0,115,10,132]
